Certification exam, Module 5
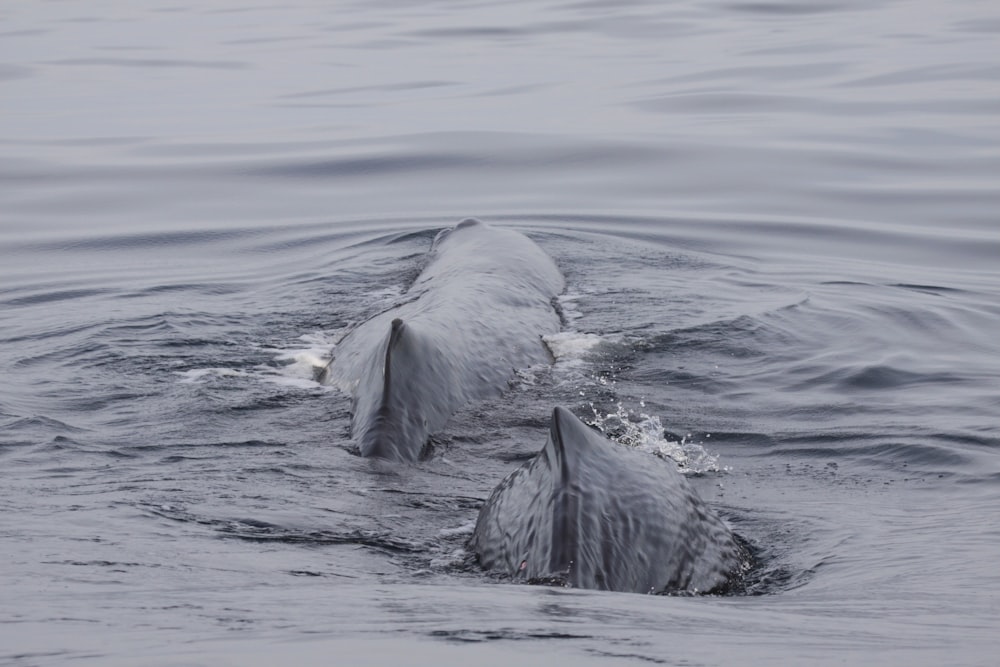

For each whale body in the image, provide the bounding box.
[327,219,564,461]
[471,407,746,594]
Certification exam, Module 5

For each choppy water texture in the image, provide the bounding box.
[2,1,999,665]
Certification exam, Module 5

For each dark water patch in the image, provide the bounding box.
[287,569,358,579]
[462,83,552,99]
[50,228,258,252]
[842,64,1000,88]
[43,560,159,569]
[151,439,286,452]
[638,91,1000,117]
[659,62,846,85]
[4,651,68,665]
[157,454,225,464]
[384,492,483,513]
[2,288,114,308]
[221,35,303,46]
[250,153,482,179]
[44,57,251,70]
[820,280,871,287]
[118,282,248,298]
[721,1,862,15]
[407,25,529,40]
[203,4,297,15]
[890,283,965,296]
[429,628,593,643]
[280,80,456,99]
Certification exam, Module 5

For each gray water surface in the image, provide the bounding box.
[2,1,1000,665]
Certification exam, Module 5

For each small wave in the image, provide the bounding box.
[142,503,425,553]
[787,363,967,393]
[176,368,250,384]
[2,287,112,308]
[840,364,962,391]
[555,292,585,324]
[1,414,88,435]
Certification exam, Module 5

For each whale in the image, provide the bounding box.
[325,219,564,462]
[470,407,747,594]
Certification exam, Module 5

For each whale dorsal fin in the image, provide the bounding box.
[543,406,605,484]
[543,407,612,576]
[381,318,406,405]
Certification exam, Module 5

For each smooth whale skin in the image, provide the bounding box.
[327,219,564,462]
[471,407,746,594]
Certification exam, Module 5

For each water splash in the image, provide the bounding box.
[586,401,725,474]
[269,331,337,384]
[543,330,604,363]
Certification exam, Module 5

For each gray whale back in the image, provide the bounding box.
[471,407,746,594]
[328,219,564,461]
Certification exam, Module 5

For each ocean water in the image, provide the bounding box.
[2,1,1000,665]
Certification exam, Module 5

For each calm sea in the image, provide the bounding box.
[2,1,999,665]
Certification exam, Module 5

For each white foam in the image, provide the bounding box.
[543,331,603,362]
[275,349,332,379]
[178,329,341,391]
[438,521,476,538]
[263,330,340,386]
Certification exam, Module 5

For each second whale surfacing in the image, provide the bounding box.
[327,219,564,461]
[471,407,747,595]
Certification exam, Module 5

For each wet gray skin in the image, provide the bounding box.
[471,407,747,594]
[327,219,564,461]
